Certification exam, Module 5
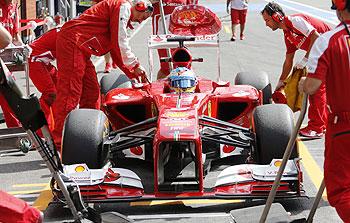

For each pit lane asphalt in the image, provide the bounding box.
[0,0,342,222]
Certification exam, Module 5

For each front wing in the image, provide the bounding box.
[58,159,303,202]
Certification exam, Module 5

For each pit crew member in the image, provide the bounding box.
[52,0,153,150]
[261,2,331,138]
[0,24,43,223]
[28,27,59,131]
[0,0,24,128]
[299,0,350,221]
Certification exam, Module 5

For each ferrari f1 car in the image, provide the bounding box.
[58,4,304,202]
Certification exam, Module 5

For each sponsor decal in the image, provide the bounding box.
[170,126,184,131]
[112,93,130,100]
[195,35,217,41]
[151,34,217,43]
[153,35,163,42]
[274,160,282,167]
[177,10,198,21]
[130,147,143,156]
[75,165,86,172]
[233,90,250,97]
[165,111,189,118]
[165,122,191,127]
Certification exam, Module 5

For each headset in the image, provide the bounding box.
[135,0,154,13]
[332,0,347,10]
[267,3,284,22]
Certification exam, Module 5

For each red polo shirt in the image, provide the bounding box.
[283,14,331,54]
[0,0,19,37]
[307,21,350,113]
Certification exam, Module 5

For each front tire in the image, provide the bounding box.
[62,109,109,168]
[253,104,298,164]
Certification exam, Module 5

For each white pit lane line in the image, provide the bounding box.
[93,17,151,68]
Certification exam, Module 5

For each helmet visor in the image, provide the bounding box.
[170,76,196,89]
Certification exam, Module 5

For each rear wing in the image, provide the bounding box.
[147,34,220,82]
[148,34,219,49]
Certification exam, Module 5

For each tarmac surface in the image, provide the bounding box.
[0,0,343,222]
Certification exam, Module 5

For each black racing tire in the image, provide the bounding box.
[235,71,272,104]
[62,109,109,169]
[253,104,298,164]
[100,72,132,95]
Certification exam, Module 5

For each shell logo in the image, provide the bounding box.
[75,165,86,172]
[166,112,188,118]
[274,160,282,167]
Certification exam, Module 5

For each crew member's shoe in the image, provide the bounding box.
[112,62,118,69]
[230,36,236,41]
[104,63,112,73]
[240,34,245,40]
[299,127,324,138]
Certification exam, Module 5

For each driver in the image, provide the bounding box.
[168,67,197,93]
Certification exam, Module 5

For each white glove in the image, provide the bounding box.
[44,16,54,25]
[28,21,38,30]
[275,80,285,91]
[295,57,308,69]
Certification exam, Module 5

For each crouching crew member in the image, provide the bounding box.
[52,0,153,150]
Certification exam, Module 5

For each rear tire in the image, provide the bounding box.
[235,71,272,104]
[100,72,132,95]
[62,109,109,169]
[253,104,298,164]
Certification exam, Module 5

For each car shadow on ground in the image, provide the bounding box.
[0,159,45,173]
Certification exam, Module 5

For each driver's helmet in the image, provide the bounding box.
[168,67,197,93]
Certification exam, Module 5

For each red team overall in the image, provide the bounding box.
[152,0,197,79]
[261,2,331,138]
[0,0,23,127]
[0,20,42,223]
[29,28,59,131]
[300,0,350,221]
[52,0,152,149]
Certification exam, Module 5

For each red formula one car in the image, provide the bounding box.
[59,5,303,203]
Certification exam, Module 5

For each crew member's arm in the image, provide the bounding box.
[110,2,140,77]
[298,34,327,95]
[305,31,320,59]
[275,52,295,91]
[12,6,23,46]
[0,25,12,48]
[291,16,317,68]
[300,77,322,95]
